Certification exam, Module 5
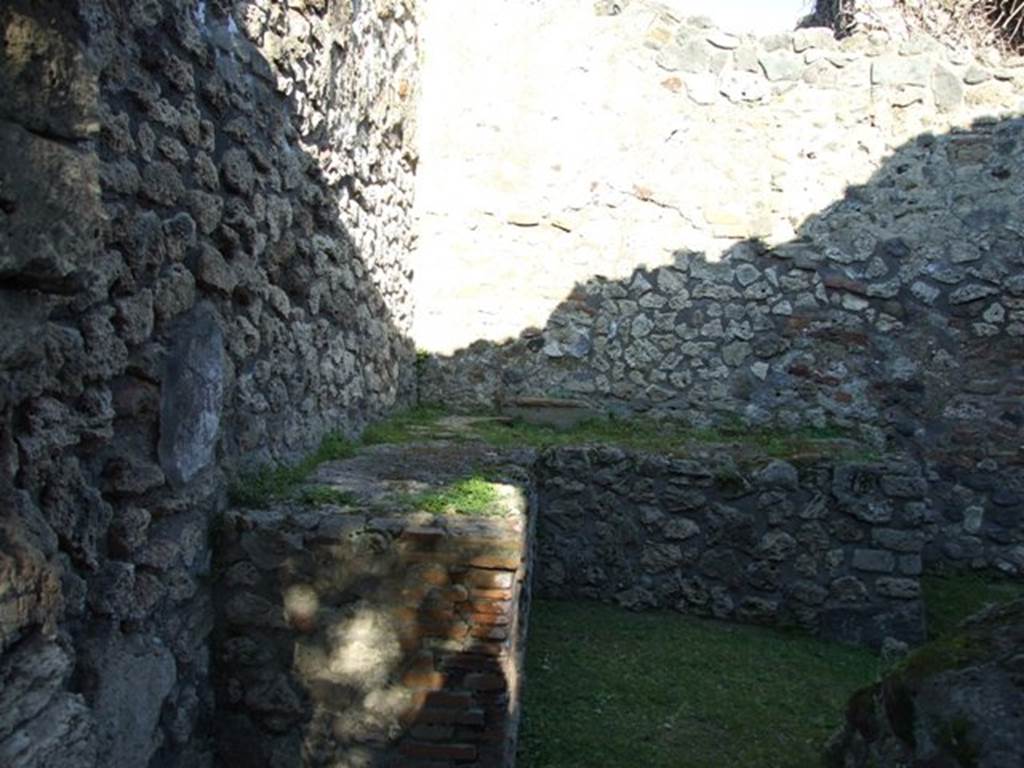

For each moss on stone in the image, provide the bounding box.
[365,405,868,461]
[228,431,357,507]
[400,475,503,516]
[297,485,357,507]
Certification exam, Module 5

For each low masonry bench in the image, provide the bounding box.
[212,435,930,767]
[213,444,534,768]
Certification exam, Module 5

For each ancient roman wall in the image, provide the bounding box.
[215,497,532,768]
[534,446,929,649]
[418,6,1024,575]
[0,1,418,766]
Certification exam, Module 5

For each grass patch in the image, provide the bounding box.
[227,407,867,510]
[921,570,1024,639]
[402,475,502,516]
[297,485,357,507]
[518,600,878,768]
[369,405,866,460]
[228,431,356,507]
[360,405,447,445]
[518,573,1024,767]
[472,415,855,458]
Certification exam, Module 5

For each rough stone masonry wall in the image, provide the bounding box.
[215,502,531,768]
[0,1,417,766]
[534,446,929,648]
[419,9,1024,574]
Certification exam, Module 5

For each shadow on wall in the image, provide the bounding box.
[421,114,1024,458]
[213,493,532,768]
[1,1,416,767]
[420,114,1024,571]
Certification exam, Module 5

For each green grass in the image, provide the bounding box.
[401,475,503,516]
[228,431,356,507]
[368,405,864,460]
[518,572,1024,768]
[360,405,447,445]
[518,601,878,768]
[922,570,1024,639]
[228,407,869,509]
[296,485,358,507]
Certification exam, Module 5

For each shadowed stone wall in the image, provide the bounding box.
[534,446,928,649]
[214,485,531,767]
[0,1,418,766]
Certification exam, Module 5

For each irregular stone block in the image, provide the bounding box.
[852,548,895,573]
[158,303,225,487]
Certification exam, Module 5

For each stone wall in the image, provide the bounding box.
[0,1,418,766]
[417,5,1024,573]
[214,497,532,768]
[534,446,929,648]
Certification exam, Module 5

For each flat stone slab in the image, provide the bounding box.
[302,440,536,512]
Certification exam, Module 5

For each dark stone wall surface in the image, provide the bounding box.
[534,446,933,649]
[0,1,418,766]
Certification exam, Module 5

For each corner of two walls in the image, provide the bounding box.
[0,0,418,766]
[416,6,1024,575]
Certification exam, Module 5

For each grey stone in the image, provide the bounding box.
[720,340,751,366]
[663,517,700,541]
[657,39,728,74]
[221,148,256,195]
[932,66,964,112]
[158,303,226,487]
[760,51,804,81]
[719,70,769,102]
[875,577,920,599]
[736,596,778,623]
[831,575,869,603]
[963,65,992,84]
[790,580,828,605]
[871,57,931,87]
[196,242,237,294]
[852,548,896,573]
[705,30,740,50]
[880,474,927,499]
[141,161,185,206]
[756,460,799,490]
[642,542,684,571]
[792,27,834,53]
[756,530,797,561]
[872,528,925,553]
[85,631,176,768]
[0,693,96,768]
[949,283,1000,304]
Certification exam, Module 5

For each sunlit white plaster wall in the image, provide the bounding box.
[410,0,856,353]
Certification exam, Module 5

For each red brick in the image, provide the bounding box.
[468,599,510,615]
[409,562,450,586]
[394,607,457,625]
[470,625,508,641]
[402,668,445,690]
[402,652,445,690]
[422,691,475,709]
[464,673,507,692]
[438,653,503,673]
[463,641,506,657]
[467,611,510,626]
[399,742,477,762]
[459,569,514,589]
[400,527,448,546]
[466,552,521,569]
[410,724,455,741]
[471,588,513,601]
[413,707,486,727]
